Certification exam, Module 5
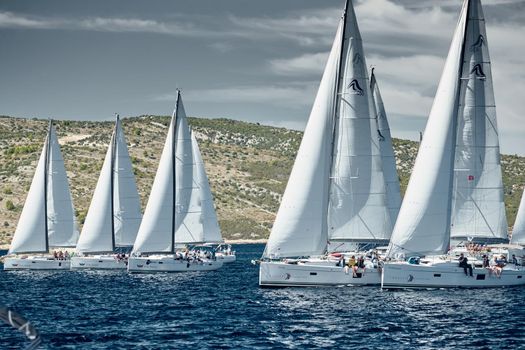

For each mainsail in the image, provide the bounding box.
[450,0,507,242]
[76,116,142,253]
[9,121,78,254]
[371,69,402,224]
[264,0,391,258]
[327,2,391,244]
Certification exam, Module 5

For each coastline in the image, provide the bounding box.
[224,239,267,245]
[0,240,267,251]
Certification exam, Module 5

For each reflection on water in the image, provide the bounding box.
[1,246,524,349]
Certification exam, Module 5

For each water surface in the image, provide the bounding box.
[1,245,524,349]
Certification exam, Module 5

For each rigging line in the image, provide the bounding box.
[44,119,51,253]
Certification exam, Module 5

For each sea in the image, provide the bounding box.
[1,244,525,349]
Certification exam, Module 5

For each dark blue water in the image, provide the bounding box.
[1,244,525,349]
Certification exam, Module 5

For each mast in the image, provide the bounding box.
[44,119,51,253]
[171,90,181,253]
[324,0,350,251]
[110,115,118,251]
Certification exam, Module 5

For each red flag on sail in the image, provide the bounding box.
[468,175,474,181]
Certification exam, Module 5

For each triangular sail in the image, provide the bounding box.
[8,134,48,254]
[387,0,469,257]
[76,131,114,253]
[262,20,342,258]
[113,117,142,246]
[511,187,525,245]
[327,3,392,243]
[191,132,223,243]
[132,110,177,254]
[46,125,79,247]
[370,69,402,224]
[450,0,507,243]
[173,100,203,244]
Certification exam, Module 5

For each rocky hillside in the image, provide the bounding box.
[0,115,524,245]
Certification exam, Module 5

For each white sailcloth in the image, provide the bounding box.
[263,21,342,258]
[327,4,391,243]
[8,137,48,254]
[173,101,203,244]
[387,0,469,257]
[132,112,177,254]
[46,125,79,247]
[113,117,142,246]
[511,187,525,245]
[191,132,222,243]
[76,117,142,253]
[450,0,507,242]
[370,69,402,224]
[76,133,114,253]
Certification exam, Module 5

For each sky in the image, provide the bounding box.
[1,0,524,154]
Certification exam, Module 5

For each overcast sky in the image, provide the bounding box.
[1,0,524,154]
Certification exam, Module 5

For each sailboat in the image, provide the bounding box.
[127,91,223,272]
[511,188,525,246]
[4,121,79,270]
[259,0,395,287]
[71,115,142,270]
[381,0,525,289]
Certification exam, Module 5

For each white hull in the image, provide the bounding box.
[4,256,71,270]
[127,255,223,273]
[70,256,128,270]
[381,261,525,289]
[216,253,236,263]
[259,260,381,287]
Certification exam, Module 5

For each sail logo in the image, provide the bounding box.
[347,79,364,95]
[471,64,486,79]
[352,53,362,66]
[471,35,485,51]
[377,130,385,142]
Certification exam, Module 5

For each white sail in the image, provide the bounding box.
[387,0,469,257]
[370,69,402,224]
[450,0,507,242]
[173,100,203,244]
[191,132,223,243]
[132,112,176,254]
[327,4,391,243]
[8,136,48,254]
[511,187,525,245]
[263,21,342,258]
[46,125,79,247]
[76,133,114,253]
[113,117,142,246]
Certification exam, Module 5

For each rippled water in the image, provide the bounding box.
[1,244,524,349]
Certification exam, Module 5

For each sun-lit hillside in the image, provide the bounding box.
[0,115,524,245]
